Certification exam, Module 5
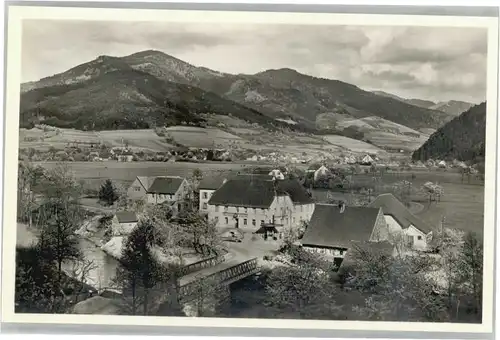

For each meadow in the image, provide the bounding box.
[313,169,485,236]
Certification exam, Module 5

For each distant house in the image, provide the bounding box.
[117,154,134,162]
[344,155,357,165]
[437,160,447,168]
[268,169,285,180]
[313,165,330,181]
[300,203,389,268]
[368,193,433,251]
[127,176,190,211]
[206,177,314,233]
[360,155,374,165]
[198,176,228,212]
[111,211,139,236]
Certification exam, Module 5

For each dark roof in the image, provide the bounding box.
[301,204,382,249]
[208,177,276,208]
[198,176,227,190]
[147,176,184,194]
[115,211,138,223]
[340,240,394,268]
[276,179,314,204]
[368,193,433,234]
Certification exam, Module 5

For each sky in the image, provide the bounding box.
[21,20,488,103]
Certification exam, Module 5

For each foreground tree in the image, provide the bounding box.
[265,256,338,319]
[347,245,449,322]
[113,219,172,315]
[457,232,483,316]
[17,162,46,227]
[15,245,61,313]
[99,179,120,206]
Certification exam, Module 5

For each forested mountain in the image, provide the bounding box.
[20,50,451,132]
[412,102,486,162]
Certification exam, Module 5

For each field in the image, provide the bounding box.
[321,135,385,154]
[365,130,429,152]
[34,161,250,189]
[165,126,242,149]
[313,169,484,236]
[19,128,175,152]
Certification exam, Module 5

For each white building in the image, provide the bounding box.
[360,155,374,165]
[127,176,190,211]
[268,169,285,180]
[369,193,433,251]
[111,211,139,236]
[206,177,315,234]
[313,165,330,181]
[198,176,228,212]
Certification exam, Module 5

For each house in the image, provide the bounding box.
[313,165,330,181]
[300,203,389,268]
[206,177,314,233]
[198,176,228,212]
[437,160,447,168]
[368,193,433,251]
[117,154,134,162]
[127,176,190,210]
[111,211,139,236]
[360,155,374,165]
[344,155,357,165]
[268,169,285,180]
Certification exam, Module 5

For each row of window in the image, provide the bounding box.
[150,193,174,200]
[214,216,264,226]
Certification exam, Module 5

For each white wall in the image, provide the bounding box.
[127,178,147,200]
[382,215,428,251]
[303,246,346,258]
[207,195,295,232]
[199,189,215,211]
[111,217,138,236]
[291,203,315,227]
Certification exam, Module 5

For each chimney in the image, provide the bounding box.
[339,201,346,213]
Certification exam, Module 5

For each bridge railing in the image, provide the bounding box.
[178,258,259,299]
[178,254,227,277]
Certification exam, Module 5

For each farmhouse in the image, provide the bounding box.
[437,160,447,168]
[206,177,314,233]
[111,211,139,236]
[198,176,228,212]
[368,193,433,251]
[300,203,388,268]
[127,176,190,210]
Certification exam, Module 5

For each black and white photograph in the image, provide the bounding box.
[1,5,498,334]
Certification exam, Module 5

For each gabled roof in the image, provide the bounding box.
[208,177,277,208]
[340,240,395,269]
[198,176,227,190]
[276,179,314,205]
[301,204,382,249]
[136,176,153,190]
[147,176,185,194]
[368,193,433,234]
[115,211,138,223]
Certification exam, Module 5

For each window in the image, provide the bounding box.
[214,216,219,223]
[244,207,248,213]
[252,219,256,226]
[225,217,229,224]
[134,187,141,192]
[203,203,208,210]
[417,235,422,240]
[260,220,264,226]
[203,192,208,199]
[244,219,247,226]
[339,250,344,256]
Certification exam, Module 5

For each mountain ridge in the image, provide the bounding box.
[21,49,454,132]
